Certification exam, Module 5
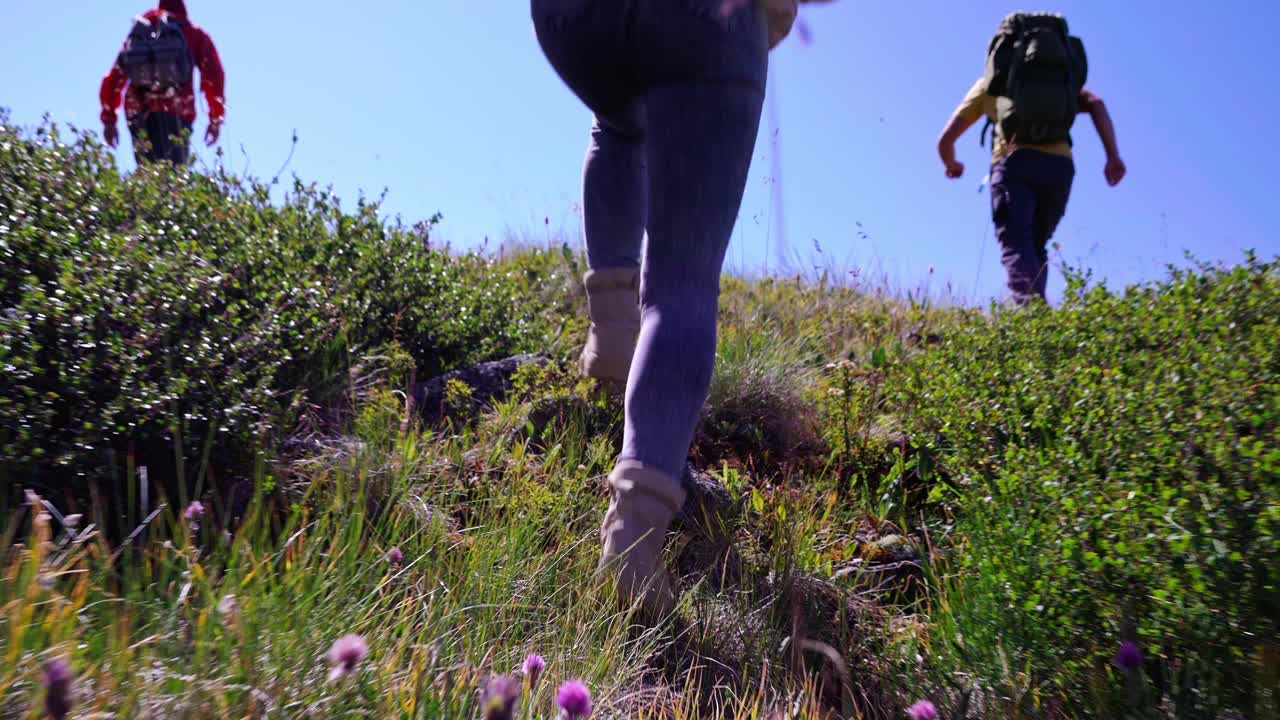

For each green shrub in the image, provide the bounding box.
[0,114,564,501]
[887,258,1280,717]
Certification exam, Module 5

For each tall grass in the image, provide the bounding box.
[2,383,897,718]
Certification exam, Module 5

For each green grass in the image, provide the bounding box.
[2,388,876,718]
[2,116,1278,719]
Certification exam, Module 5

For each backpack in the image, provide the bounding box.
[982,12,1088,147]
[118,13,194,93]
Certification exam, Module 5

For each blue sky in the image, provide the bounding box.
[3,1,1278,302]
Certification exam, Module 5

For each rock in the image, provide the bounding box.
[675,463,735,533]
[673,464,741,591]
[412,354,550,427]
[834,533,924,597]
[860,534,919,563]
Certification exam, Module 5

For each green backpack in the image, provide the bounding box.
[982,12,1088,147]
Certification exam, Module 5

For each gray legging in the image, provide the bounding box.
[532,0,769,479]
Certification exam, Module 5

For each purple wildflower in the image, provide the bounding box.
[556,679,592,719]
[183,501,205,524]
[217,594,238,616]
[907,700,938,720]
[43,657,74,720]
[218,594,240,628]
[386,547,404,566]
[1114,640,1144,672]
[480,675,521,720]
[326,634,369,682]
[523,653,546,689]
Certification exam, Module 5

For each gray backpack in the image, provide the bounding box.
[982,13,1088,147]
[118,13,194,92]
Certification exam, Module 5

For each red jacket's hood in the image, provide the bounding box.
[157,0,188,20]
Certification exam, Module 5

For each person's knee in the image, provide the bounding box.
[591,102,645,144]
[639,276,720,320]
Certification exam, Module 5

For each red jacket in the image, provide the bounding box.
[100,0,225,126]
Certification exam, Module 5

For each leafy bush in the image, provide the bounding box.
[0,114,566,501]
[885,258,1280,717]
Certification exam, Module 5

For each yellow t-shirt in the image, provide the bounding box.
[953,77,1073,162]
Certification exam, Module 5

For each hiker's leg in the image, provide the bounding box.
[1032,244,1050,300]
[622,85,766,477]
[148,113,175,164]
[990,152,1042,305]
[171,119,193,165]
[532,4,643,265]
[584,114,646,271]
[619,0,768,478]
[576,112,647,380]
[128,114,154,164]
[1031,156,1076,299]
[536,0,766,614]
[601,74,764,616]
[152,113,191,166]
[532,1,645,381]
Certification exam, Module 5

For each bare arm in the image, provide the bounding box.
[1080,89,1126,186]
[938,113,979,179]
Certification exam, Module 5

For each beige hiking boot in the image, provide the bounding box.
[579,268,641,383]
[598,461,687,617]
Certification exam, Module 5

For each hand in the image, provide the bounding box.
[945,160,965,180]
[205,122,222,147]
[764,0,798,49]
[103,123,119,148]
[1105,156,1127,186]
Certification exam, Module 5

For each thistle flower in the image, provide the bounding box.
[907,700,938,720]
[217,594,238,616]
[480,675,521,720]
[217,593,240,629]
[1114,640,1143,672]
[523,653,546,689]
[556,679,592,719]
[183,501,205,530]
[386,547,404,566]
[43,657,74,720]
[326,634,369,682]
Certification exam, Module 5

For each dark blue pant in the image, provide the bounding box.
[990,150,1075,304]
[128,112,192,166]
[532,0,768,477]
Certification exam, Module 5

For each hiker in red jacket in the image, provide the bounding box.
[100,0,225,165]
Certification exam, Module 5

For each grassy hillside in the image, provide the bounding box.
[2,117,1277,719]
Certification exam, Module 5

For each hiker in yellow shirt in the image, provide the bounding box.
[937,13,1127,305]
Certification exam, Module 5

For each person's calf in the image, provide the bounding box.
[580,267,641,382]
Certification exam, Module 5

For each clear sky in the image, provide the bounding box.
[4,1,1278,303]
